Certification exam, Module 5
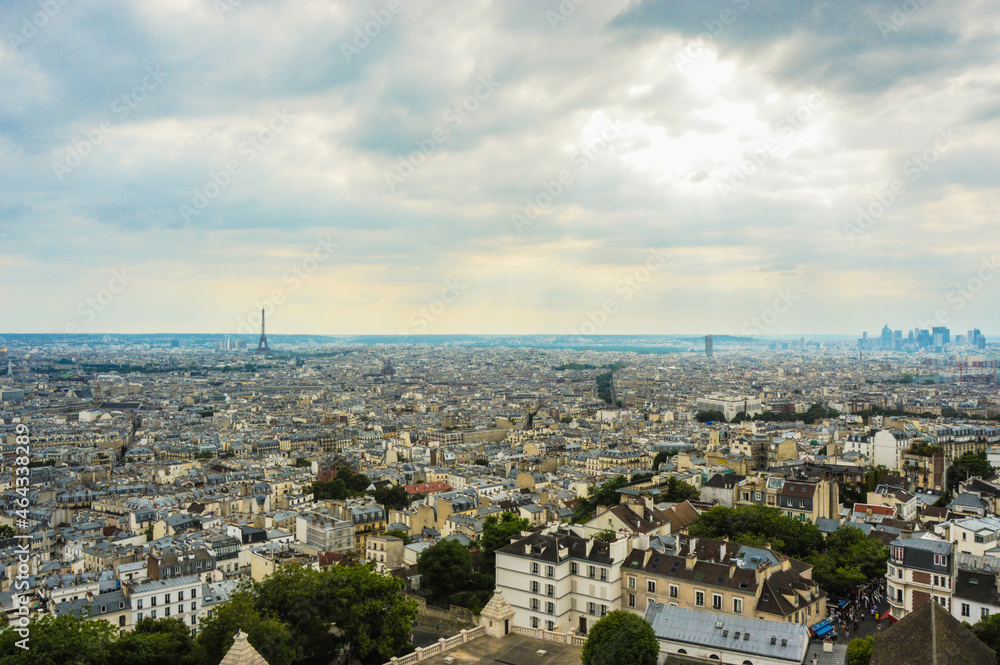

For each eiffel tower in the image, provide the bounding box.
[257,308,271,354]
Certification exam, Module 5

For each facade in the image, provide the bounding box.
[495,526,629,635]
[127,574,202,631]
[696,396,763,422]
[622,536,826,626]
[295,511,354,553]
[886,537,954,619]
[365,534,404,572]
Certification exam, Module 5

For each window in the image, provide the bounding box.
[934,554,948,566]
[599,568,607,581]
[165,607,171,617]
[531,599,539,611]
[669,585,678,598]
[589,566,596,579]
[179,591,184,601]
[647,580,656,593]
[532,562,539,575]
[628,576,636,590]
[165,593,171,603]
[713,594,722,610]
[151,597,157,607]
[547,585,554,597]
[191,616,197,625]
[546,602,554,615]
[628,594,636,607]
[742,492,749,502]
[191,589,197,599]
[734,598,743,614]
[696,591,705,607]
[546,621,555,631]
[137,600,143,610]
[547,566,554,579]
[962,603,971,617]
[984,608,991,619]
[600,605,608,616]
[100,606,106,613]
[531,617,540,628]
[571,562,578,575]
[892,546,904,562]
[151,610,157,619]
[588,602,596,615]
[138,612,143,621]
[191,602,197,611]
[531,581,540,594]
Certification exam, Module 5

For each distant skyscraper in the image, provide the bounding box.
[705,335,714,358]
[881,324,893,350]
[932,326,950,345]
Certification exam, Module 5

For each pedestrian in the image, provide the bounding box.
[854,621,858,631]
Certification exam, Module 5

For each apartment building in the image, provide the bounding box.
[365,534,404,572]
[622,535,826,626]
[495,526,630,635]
[935,516,1000,557]
[886,538,954,619]
[733,472,840,522]
[126,574,202,630]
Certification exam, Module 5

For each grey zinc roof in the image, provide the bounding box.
[890,537,953,554]
[644,602,808,663]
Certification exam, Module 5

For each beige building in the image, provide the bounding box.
[622,535,826,627]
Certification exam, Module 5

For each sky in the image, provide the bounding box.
[2,0,999,337]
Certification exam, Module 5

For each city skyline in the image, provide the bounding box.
[3,1,1000,336]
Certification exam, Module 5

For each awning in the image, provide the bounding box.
[881,610,898,623]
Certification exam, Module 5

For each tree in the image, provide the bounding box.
[581,610,659,665]
[596,371,614,403]
[688,504,824,560]
[253,564,338,663]
[385,529,413,545]
[695,410,728,423]
[846,635,875,665]
[0,525,15,539]
[809,525,888,594]
[947,452,994,492]
[330,564,418,663]
[474,457,489,465]
[593,529,616,543]
[113,617,197,665]
[295,457,312,467]
[418,540,473,600]
[369,484,410,511]
[0,613,117,665]
[481,512,533,573]
[194,591,295,665]
[651,451,677,471]
[970,613,1000,661]
[663,476,700,502]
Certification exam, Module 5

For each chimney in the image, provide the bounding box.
[719,542,726,562]
[689,537,698,555]
[729,562,736,578]
[586,540,594,557]
[685,551,697,571]
[643,549,653,566]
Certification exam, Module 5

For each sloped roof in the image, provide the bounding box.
[871,600,996,665]
[219,631,269,665]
